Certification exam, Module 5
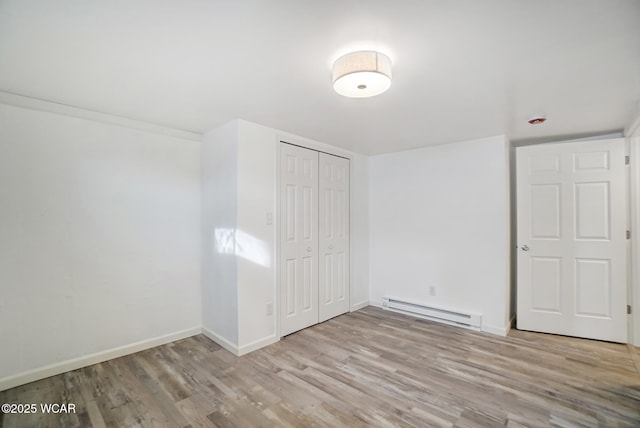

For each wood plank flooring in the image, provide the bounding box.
[1,306,639,427]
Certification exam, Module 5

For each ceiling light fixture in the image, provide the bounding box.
[332,51,392,98]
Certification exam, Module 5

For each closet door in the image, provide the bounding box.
[280,143,319,336]
[319,153,350,322]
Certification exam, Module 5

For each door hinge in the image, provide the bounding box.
[625,155,630,165]
[628,305,632,315]
[627,230,631,239]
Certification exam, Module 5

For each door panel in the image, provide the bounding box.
[530,257,562,312]
[517,139,627,343]
[574,151,609,171]
[530,184,561,239]
[575,258,610,317]
[574,182,609,240]
[319,153,350,322]
[280,143,319,336]
[285,259,296,315]
[302,256,313,311]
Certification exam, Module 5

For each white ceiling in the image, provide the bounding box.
[1,1,638,154]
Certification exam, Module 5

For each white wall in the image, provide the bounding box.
[199,119,370,354]
[236,121,278,351]
[0,103,202,390]
[201,119,277,354]
[235,120,370,352]
[201,121,239,348]
[369,135,511,335]
[350,152,370,309]
[0,107,367,385]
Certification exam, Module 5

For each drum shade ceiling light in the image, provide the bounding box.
[332,51,392,98]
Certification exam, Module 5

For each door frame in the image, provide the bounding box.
[632,137,640,346]
[275,136,353,338]
[627,109,640,346]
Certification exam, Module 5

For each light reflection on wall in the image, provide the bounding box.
[214,228,270,268]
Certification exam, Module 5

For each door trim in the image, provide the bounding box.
[630,137,640,346]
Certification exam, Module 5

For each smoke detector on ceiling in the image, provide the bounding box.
[528,115,547,125]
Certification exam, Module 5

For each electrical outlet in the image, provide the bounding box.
[428,286,436,296]
[266,302,273,316]
[265,212,273,225]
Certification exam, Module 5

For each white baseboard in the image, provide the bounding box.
[482,322,511,337]
[201,328,279,356]
[0,326,201,392]
[350,300,369,312]
[201,328,239,355]
[508,314,516,334]
[238,335,279,356]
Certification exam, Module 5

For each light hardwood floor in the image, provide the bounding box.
[1,307,639,427]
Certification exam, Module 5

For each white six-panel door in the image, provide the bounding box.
[319,153,350,322]
[280,144,319,336]
[516,139,627,343]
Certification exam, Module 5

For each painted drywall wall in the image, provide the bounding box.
[200,119,370,354]
[369,135,511,335]
[236,121,278,351]
[0,103,201,387]
[201,121,239,349]
[235,120,370,351]
[350,152,370,310]
[239,120,370,313]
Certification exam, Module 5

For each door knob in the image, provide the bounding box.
[328,245,334,250]
[521,245,530,251]
[306,247,312,252]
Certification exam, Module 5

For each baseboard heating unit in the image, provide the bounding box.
[382,296,482,331]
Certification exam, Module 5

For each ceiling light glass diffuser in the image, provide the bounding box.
[332,51,392,98]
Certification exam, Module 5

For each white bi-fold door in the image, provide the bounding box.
[280,143,319,336]
[319,153,350,322]
[279,143,350,336]
[516,138,627,343]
